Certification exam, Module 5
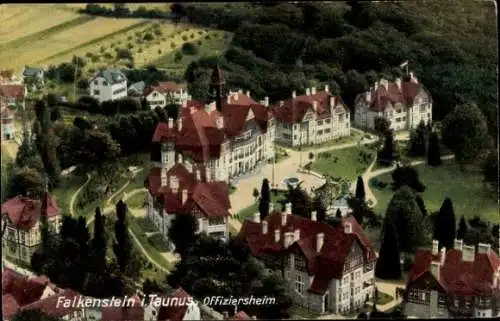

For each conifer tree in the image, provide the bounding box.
[355,176,365,201]
[433,198,456,250]
[375,220,402,280]
[408,121,428,157]
[457,216,468,240]
[113,200,131,273]
[259,179,271,220]
[336,208,342,218]
[90,207,107,274]
[427,131,442,166]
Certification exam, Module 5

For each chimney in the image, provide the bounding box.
[454,239,463,251]
[177,117,182,131]
[285,202,292,215]
[227,95,231,104]
[409,71,417,83]
[161,168,167,186]
[177,153,183,164]
[374,82,379,91]
[312,101,317,112]
[168,117,174,128]
[205,168,210,182]
[274,229,280,242]
[196,169,201,181]
[264,96,269,107]
[253,213,260,223]
[380,79,389,90]
[344,222,352,234]
[182,100,188,108]
[430,261,440,281]
[181,189,188,204]
[292,91,296,99]
[366,90,372,102]
[246,90,250,97]
[238,89,242,95]
[281,212,287,226]
[294,229,300,242]
[269,203,274,213]
[283,232,294,248]
[222,312,229,319]
[478,243,491,255]
[462,245,475,262]
[234,92,239,101]
[330,96,335,108]
[324,84,329,92]
[311,87,316,95]
[311,211,317,221]
[279,101,284,107]
[316,233,324,253]
[395,78,402,90]
[440,247,446,265]
[432,239,439,255]
[306,88,311,96]
[262,221,268,234]
[251,316,257,320]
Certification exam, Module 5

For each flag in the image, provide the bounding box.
[399,61,409,68]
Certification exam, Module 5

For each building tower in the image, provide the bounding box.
[210,63,225,111]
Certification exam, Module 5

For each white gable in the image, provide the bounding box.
[147,90,166,100]
[246,108,255,121]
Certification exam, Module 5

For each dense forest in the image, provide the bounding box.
[171,1,497,136]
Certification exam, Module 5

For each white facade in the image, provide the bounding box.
[89,74,127,103]
[354,76,432,132]
[146,88,189,109]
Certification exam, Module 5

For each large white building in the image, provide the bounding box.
[239,209,378,314]
[354,73,432,131]
[88,69,128,103]
[404,239,500,319]
[272,85,351,147]
[145,81,190,108]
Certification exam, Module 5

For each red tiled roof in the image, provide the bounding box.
[101,296,144,321]
[145,81,187,96]
[2,268,59,319]
[407,247,500,296]
[239,215,377,295]
[1,195,60,230]
[357,80,430,112]
[271,90,346,124]
[152,122,178,142]
[147,163,231,217]
[0,84,27,98]
[21,290,81,317]
[157,288,192,321]
[236,310,252,319]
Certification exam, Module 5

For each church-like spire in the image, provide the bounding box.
[210,62,225,111]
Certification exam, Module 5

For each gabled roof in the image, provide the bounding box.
[128,81,145,94]
[271,90,346,124]
[145,81,187,96]
[1,195,61,230]
[236,310,252,319]
[147,163,231,217]
[0,84,27,99]
[20,290,81,317]
[239,214,377,295]
[90,68,126,84]
[406,247,500,296]
[355,79,431,112]
[157,288,192,321]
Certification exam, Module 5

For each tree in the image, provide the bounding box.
[90,207,107,275]
[355,175,366,201]
[415,194,427,216]
[457,216,468,240]
[378,130,396,166]
[385,186,428,252]
[8,167,44,198]
[252,188,260,200]
[427,131,442,166]
[482,150,498,189]
[113,200,131,273]
[11,309,61,321]
[374,116,391,137]
[408,121,428,157]
[168,213,198,257]
[75,129,121,168]
[258,179,271,220]
[433,198,456,250]
[284,182,313,218]
[441,102,491,166]
[336,208,342,218]
[375,220,402,280]
[391,165,426,192]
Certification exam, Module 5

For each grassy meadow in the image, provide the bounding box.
[0,4,231,76]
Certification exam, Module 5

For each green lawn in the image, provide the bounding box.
[127,191,147,208]
[51,173,87,215]
[290,306,321,319]
[370,160,499,223]
[291,130,368,152]
[128,215,173,270]
[311,145,376,183]
[274,146,290,163]
[377,292,394,305]
[236,190,288,222]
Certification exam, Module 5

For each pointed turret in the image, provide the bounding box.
[210,63,225,111]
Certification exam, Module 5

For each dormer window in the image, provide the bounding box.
[103,81,108,86]
[94,80,98,85]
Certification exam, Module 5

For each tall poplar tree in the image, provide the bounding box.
[375,220,402,280]
[113,200,131,273]
[427,131,442,166]
[433,198,456,250]
[355,176,366,201]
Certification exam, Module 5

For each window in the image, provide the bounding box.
[338,114,343,122]
[208,217,224,226]
[408,288,429,305]
[317,120,323,125]
[93,90,100,95]
[396,117,401,122]
[396,109,402,113]
[153,92,157,97]
[427,113,431,118]
[324,128,331,134]
[325,118,331,124]
[420,105,426,112]
[295,255,307,271]
[103,81,108,86]
[403,116,406,121]
[20,232,25,244]
[295,274,304,294]
[317,130,323,136]
[94,80,98,85]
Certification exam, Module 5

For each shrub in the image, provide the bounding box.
[170,42,176,48]
[116,48,132,60]
[174,51,183,62]
[110,43,115,48]
[205,35,210,40]
[103,52,113,60]
[198,40,202,46]
[144,33,154,41]
[224,33,230,39]
[138,48,143,53]
[128,35,133,41]
[154,29,162,36]
[100,46,106,52]
[85,52,93,58]
[181,42,198,55]
[198,30,203,35]
[158,49,162,54]
[127,43,134,49]
[190,33,195,39]
[181,35,188,41]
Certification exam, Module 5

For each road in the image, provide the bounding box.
[69,173,92,216]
